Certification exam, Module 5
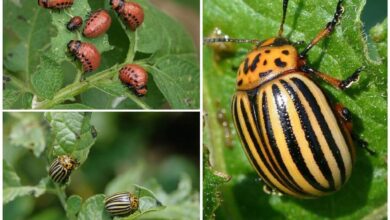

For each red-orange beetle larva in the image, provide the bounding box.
[110,0,144,31]
[67,40,101,73]
[83,10,112,38]
[119,64,148,96]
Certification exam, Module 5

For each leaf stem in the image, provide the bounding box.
[54,183,67,210]
[33,64,150,109]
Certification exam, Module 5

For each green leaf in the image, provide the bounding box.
[203,149,230,220]
[3,161,48,204]
[78,194,111,220]
[9,114,46,157]
[203,0,387,219]
[150,55,200,109]
[137,175,199,220]
[31,54,64,99]
[67,195,83,220]
[4,0,52,76]
[45,112,96,164]
[3,85,34,109]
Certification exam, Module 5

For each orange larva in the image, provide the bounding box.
[83,10,112,38]
[119,64,148,96]
[67,40,101,73]
[110,0,144,31]
[38,0,74,9]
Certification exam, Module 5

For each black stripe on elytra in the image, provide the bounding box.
[243,58,250,74]
[232,95,273,187]
[272,84,331,192]
[281,79,335,190]
[238,96,300,194]
[250,92,307,195]
[274,58,287,67]
[250,53,261,71]
[261,91,309,196]
[291,77,346,184]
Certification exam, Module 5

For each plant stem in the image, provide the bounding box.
[34,65,150,109]
[54,183,67,210]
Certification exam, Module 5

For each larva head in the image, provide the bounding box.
[38,0,47,7]
[236,37,299,90]
[110,0,123,10]
[67,40,81,53]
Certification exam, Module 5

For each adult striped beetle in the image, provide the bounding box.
[204,0,372,198]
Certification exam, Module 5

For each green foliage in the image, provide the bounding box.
[4,0,199,109]
[9,114,46,157]
[203,0,387,219]
[44,112,96,164]
[66,195,82,220]
[31,54,64,100]
[3,161,48,204]
[202,150,230,219]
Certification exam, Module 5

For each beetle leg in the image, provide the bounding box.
[334,103,353,132]
[302,66,364,90]
[334,103,376,155]
[300,0,344,58]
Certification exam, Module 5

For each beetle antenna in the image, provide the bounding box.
[278,0,289,36]
[203,37,261,45]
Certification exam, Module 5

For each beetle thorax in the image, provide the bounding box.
[236,38,299,91]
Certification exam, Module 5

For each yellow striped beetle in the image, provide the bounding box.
[104,192,139,217]
[205,0,369,198]
[49,155,78,184]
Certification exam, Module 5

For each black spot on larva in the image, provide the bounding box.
[274,58,287,67]
[243,58,250,74]
[282,50,289,55]
[250,53,261,71]
[237,79,243,86]
[265,50,271,53]
[259,70,272,78]
[263,60,267,65]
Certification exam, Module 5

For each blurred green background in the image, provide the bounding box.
[362,0,387,31]
[3,112,200,220]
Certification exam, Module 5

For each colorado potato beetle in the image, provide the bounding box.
[49,155,78,184]
[38,0,74,9]
[119,64,148,96]
[67,16,83,31]
[83,10,112,38]
[104,192,139,217]
[110,0,144,31]
[67,40,101,73]
[205,0,368,198]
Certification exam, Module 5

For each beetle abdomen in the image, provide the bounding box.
[232,73,354,198]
